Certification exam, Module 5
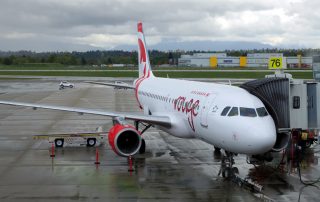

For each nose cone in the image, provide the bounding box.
[247,121,277,154]
[255,129,277,154]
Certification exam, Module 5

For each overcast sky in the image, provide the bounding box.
[0,0,318,51]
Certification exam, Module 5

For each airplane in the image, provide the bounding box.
[0,22,288,178]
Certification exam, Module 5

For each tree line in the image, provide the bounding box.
[0,50,179,66]
[0,49,320,66]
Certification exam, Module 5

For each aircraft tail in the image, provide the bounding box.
[137,22,154,78]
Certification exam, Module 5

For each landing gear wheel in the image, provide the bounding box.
[87,138,96,147]
[214,146,221,152]
[219,151,238,179]
[139,139,146,154]
[232,167,239,174]
[222,167,232,179]
[55,139,64,147]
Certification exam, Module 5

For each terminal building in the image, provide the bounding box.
[178,53,227,67]
[178,52,313,68]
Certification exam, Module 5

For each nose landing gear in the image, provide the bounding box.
[218,150,264,193]
[218,151,239,179]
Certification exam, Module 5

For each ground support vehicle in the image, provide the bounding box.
[33,132,107,147]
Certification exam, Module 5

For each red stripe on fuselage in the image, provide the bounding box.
[134,68,150,109]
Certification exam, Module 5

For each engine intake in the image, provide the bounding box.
[108,124,142,157]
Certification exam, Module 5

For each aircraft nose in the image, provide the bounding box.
[257,129,277,153]
[246,123,277,154]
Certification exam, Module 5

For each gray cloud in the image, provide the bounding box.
[0,0,318,51]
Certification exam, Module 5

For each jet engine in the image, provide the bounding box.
[108,124,142,157]
[272,132,290,152]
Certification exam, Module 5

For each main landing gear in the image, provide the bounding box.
[134,121,152,154]
[218,151,239,179]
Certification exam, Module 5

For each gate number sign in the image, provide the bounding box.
[269,57,283,69]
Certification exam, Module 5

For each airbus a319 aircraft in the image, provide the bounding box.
[0,22,287,177]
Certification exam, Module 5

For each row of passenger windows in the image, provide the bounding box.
[221,106,268,117]
[138,91,179,105]
[138,91,201,110]
[138,91,169,102]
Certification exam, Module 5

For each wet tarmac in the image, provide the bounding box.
[0,79,319,202]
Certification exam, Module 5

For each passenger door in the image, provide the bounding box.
[200,93,217,127]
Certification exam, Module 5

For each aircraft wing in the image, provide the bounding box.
[85,81,135,89]
[0,100,171,127]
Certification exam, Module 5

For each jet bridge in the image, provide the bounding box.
[240,77,290,130]
[240,73,320,150]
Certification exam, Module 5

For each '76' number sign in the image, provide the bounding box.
[269,57,283,69]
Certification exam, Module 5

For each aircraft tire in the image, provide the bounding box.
[222,167,232,179]
[87,138,96,147]
[232,167,239,174]
[55,139,64,147]
[214,146,221,152]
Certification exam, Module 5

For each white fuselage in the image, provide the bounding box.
[135,77,277,155]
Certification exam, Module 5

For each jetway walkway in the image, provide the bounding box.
[240,73,320,150]
[240,77,290,130]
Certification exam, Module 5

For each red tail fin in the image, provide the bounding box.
[137,22,154,78]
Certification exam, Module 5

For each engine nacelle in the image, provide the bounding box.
[108,124,142,157]
[272,132,290,152]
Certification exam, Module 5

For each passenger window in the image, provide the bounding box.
[221,106,231,116]
[256,107,268,117]
[228,107,238,116]
[240,107,257,117]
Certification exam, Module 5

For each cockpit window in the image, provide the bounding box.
[221,106,231,116]
[240,107,257,117]
[256,107,269,117]
[228,107,239,116]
